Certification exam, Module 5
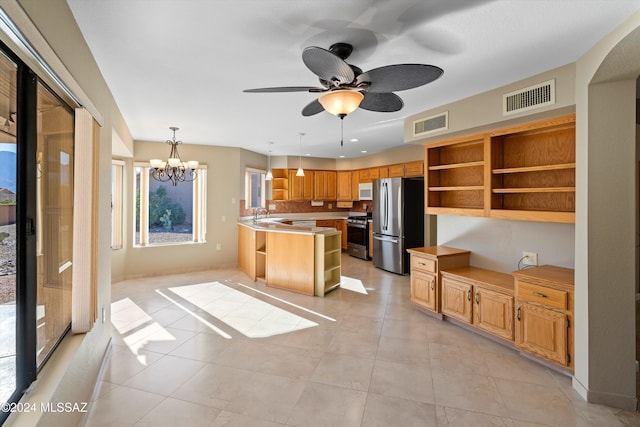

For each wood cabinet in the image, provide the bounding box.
[512,265,574,370]
[388,163,405,177]
[314,170,337,200]
[238,223,341,297]
[441,267,514,341]
[351,170,360,201]
[289,169,314,200]
[270,169,289,201]
[425,135,486,216]
[425,114,575,223]
[337,171,352,201]
[358,168,371,183]
[406,246,470,314]
[404,161,424,177]
[489,115,575,223]
[336,219,347,250]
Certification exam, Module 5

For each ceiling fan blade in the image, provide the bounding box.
[302,46,354,86]
[357,64,443,93]
[302,99,325,116]
[359,92,404,112]
[243,86,325,93]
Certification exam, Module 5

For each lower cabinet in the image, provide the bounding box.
[441,267,514,341]
[512,266,574,369]
[407,247,471,314]
[411,269,438,312]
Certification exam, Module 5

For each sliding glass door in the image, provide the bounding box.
[0,50,17,409]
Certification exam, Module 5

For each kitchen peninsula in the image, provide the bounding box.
[237,220,341,296]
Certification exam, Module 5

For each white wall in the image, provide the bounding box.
[437,216,574,273]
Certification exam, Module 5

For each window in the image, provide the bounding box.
[245,168,266,209]
[111,160,124,249]
[134,164,206,246]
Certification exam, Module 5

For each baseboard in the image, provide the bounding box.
[572,377,637,412]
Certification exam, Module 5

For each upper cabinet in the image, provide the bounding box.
[425,114,575,223]
[289,169,314,201]
[336,171,352,201]
[314,170,337,200]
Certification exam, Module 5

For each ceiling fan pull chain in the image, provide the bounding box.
[340,116,344,147]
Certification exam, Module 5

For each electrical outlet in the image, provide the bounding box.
[522,251,538,266]
[216,243,222,251]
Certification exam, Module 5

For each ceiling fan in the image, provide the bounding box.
[243,42,443,118]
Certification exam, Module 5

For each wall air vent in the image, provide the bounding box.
[503,79,555,115]
[413,111,448,137]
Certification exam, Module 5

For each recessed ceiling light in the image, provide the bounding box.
[339,155,345,158]
[360,150,367,153]
[305,153,311,156]
[350,138,359,142]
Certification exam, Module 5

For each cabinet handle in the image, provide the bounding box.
[475,292,479,304]
[517,307,521,321]
[430,279,435,290]
[467,289,471,301]
[418,262,426,266]
[531,291,548,299]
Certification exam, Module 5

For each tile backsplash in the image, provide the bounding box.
[240,200,371,217]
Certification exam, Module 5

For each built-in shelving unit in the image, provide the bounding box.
[315,231,342,297]
[426,137,486,216]
[425,114,576,223]
[271,168,289,201]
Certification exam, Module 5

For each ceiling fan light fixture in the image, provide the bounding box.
[318,89,364,117]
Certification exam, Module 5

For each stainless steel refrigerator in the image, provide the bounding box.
[372,177,424,274]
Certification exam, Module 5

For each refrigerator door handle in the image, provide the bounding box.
[373,235,399,244]
[383,182,389,231]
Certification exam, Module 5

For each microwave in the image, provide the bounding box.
[358,182,373,200]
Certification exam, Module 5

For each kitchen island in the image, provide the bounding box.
[237,220,342,296]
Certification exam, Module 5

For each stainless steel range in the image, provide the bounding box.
[346,214,371,260]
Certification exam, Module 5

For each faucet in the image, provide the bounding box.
[254,208,269,222]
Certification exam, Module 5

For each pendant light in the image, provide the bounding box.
[296,132,305,177]
[265,141,273,181]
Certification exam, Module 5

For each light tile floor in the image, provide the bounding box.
[84,255,640,426]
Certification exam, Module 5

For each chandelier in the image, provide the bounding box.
[150,127,199,186]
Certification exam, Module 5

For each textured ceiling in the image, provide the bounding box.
[66,0,640,159]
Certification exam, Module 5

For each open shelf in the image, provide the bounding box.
[315,231,341,297]
[271,169,289,201]
[424,113,576,223]
[426,137,485,213]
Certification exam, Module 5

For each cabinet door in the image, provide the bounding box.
[337,171,352,201]
[369,167,380,181]
[441,277,472,323]
[302,171,314,200]
[337,219,347,250]
[314,171,326,200]
[474,287,514,340]
[411,270,437,312]
[388,164,405,177]
[515,301,568,366]
[404,161,424,177]
[325,171,337,200]
[289,170,303,200]
[359,168,371,183]
[352,170,360,201]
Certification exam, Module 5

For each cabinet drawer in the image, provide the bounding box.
[411,255,436,272]
[517,281,567,310]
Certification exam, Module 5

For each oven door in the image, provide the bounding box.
[347,221,368,259]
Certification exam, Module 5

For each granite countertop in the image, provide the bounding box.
[238,220,337,235]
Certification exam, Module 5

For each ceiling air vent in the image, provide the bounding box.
[413,111,448,137]
[503,79,555,115]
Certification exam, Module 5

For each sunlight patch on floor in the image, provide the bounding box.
[340,276,368,294]
[169,281,318,338]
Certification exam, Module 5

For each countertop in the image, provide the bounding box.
[238,220,338,235]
